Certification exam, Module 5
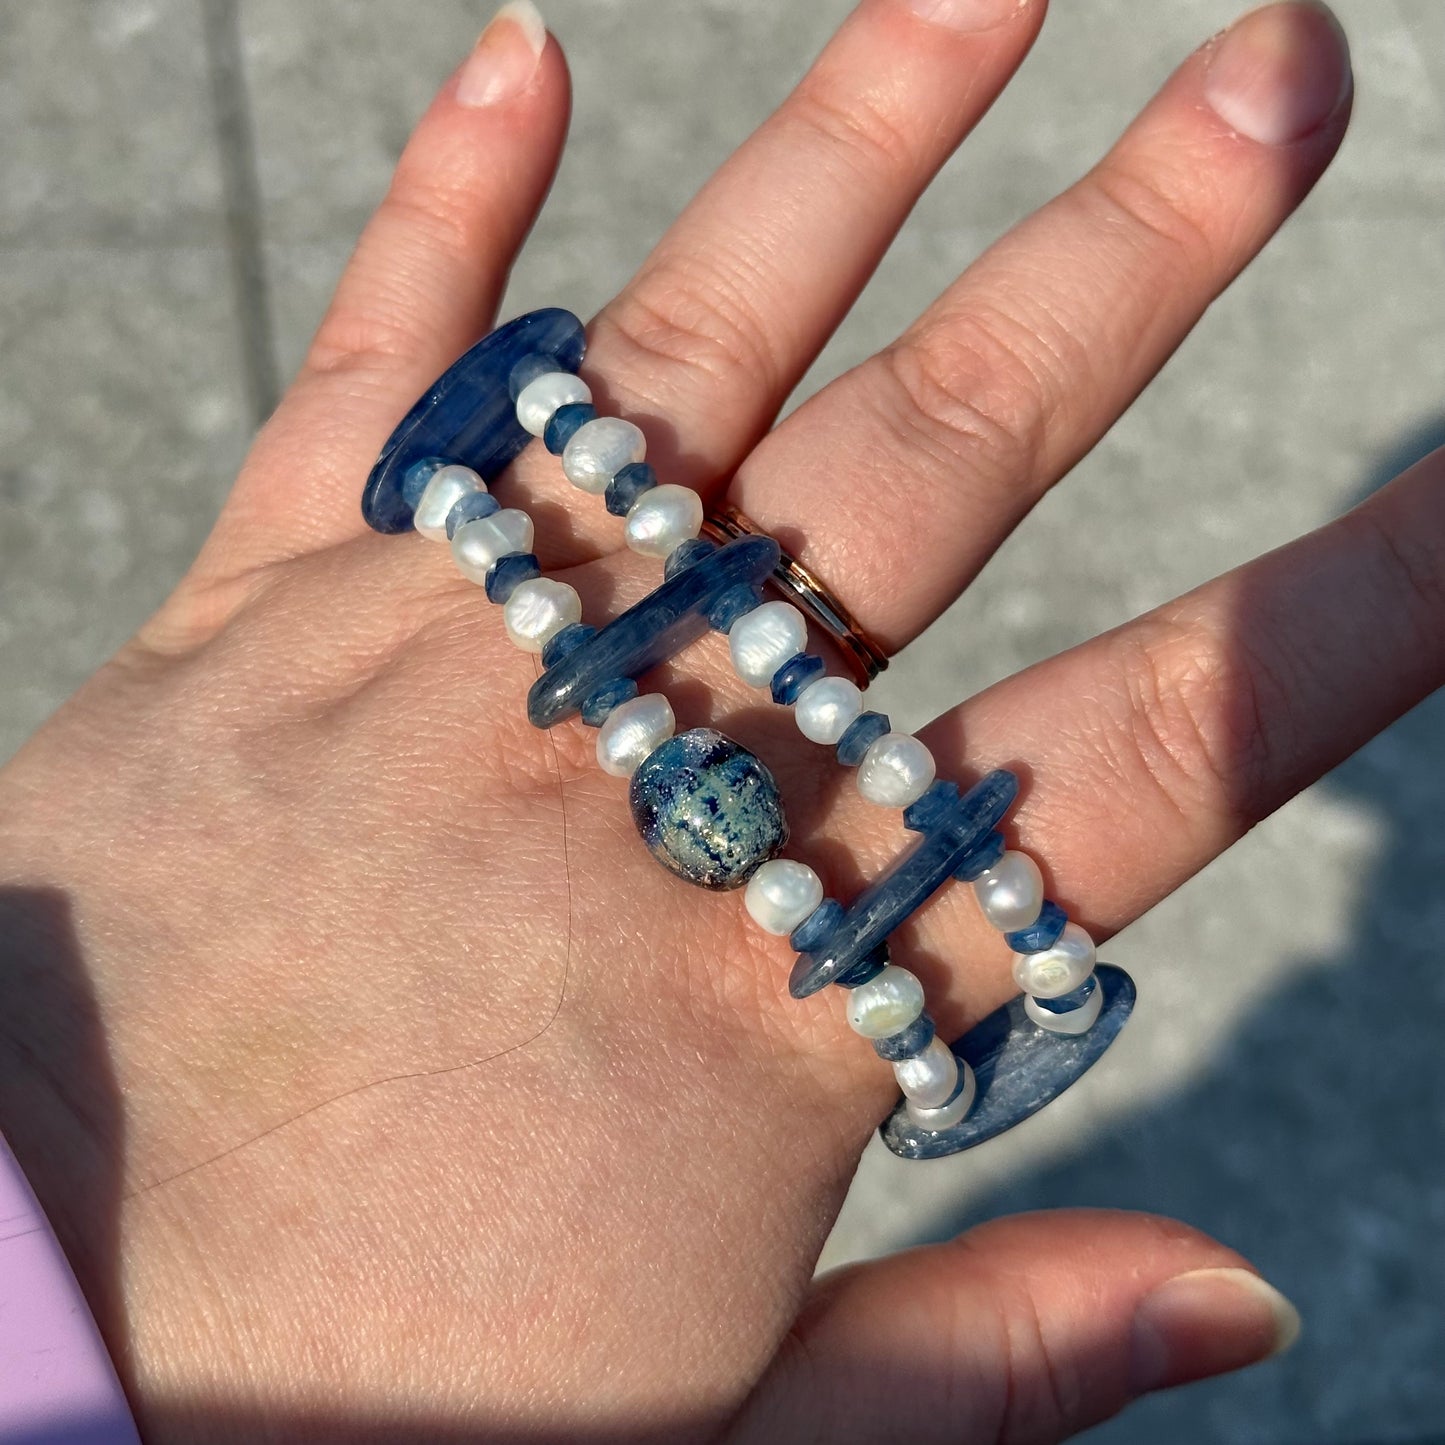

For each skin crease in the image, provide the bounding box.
[5,0,1444,1441]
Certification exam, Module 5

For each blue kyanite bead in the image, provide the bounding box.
[580,676,639,727]
[789,897,844,954]
[484,552,541,604]
[1032,974,1099,1014]
[708,583,764,632]
[836,711,891,767]
[903,779,960,833]
[542,623,597,669]
[1005,900,1068,954]
[544,402,597,455]
[605,461,658,517]
[955,830,1006,882]
[629,727,788,891]
[363,308,585,533]
[770,653,826,706]
[401,456,450,510]
[508,351,560,402]
[445,490,500,538]
[873,1013,936,1062]
[664,537,717,580]
[835,943,889,990]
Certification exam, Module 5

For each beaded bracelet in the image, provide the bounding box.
[363,309,1135,1159]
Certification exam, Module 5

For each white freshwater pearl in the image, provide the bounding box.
[845,965,926,1039]
[893,1037,960,1109]
[905,1060,977,1131]
[744,859,824,937]
[596,693,675,778]
[728,600,808,688]
[793,675,863,745]
[624,484,703,558]
[1025,979,1104,1035]
[561,417,645,494]
[857,732,936,808]
[1012,923,1097,999]
[414,464,484,541]
[973,850,1045,933]
[502,577,582,654]
[450,509,535,583]
[515,371,592,437]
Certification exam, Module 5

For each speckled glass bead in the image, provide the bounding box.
[894,1036,961,1109]
[845,965,926,1039]
[794,675,864,745]
[484,552,540,604]
[744,859,824,936]
[728,600,808,688]
[516,371,592,437]
[856,732,936,808]
[708,584,764,633]
[1031,973,1099,1013]
[1004,900,1067,955]
[1014,924,1097,999]
[415,464,485,542]
[597,694,675,779]
[580,676,639,727]
[624,484,703,558]
[789,897,844,954]
[770,653,826,706]
[402,455,448,509]
[664,537,717,579]
[872,1012,936,1062]
[544,402,597,456]
[629,728,787,890]
[605,461,658,517]
[563,417,646,494]
[540,622,596,669]
[1026,979,1104,1035]
[974,850,1045,933]
[445,489,500,538]
[835,710,891,767]
[451,508,534,583]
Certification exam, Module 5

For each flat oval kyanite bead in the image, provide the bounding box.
[515,371,592,437]
[1012,922,1097,998]
[744,859,824,936]
[729,600,808,688]
[845,965,926,1039]
[597,693,675,778]
[451,509,535,583]
[562,417,646,494]
[414,464,485,541]
[624,484,703,558]
[629,728,787,890]
[893,1036,961,1109]
[856,732,936,808]
[503,578,583,654]
[973,850,1045,933]
[794,675,863,745]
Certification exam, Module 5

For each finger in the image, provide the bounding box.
[730,1210,1298,1444]
[731,1,1352,650]
[194,3,571,581]
[503,0,1049,562]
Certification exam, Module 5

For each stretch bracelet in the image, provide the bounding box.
[363,308,1135,1159]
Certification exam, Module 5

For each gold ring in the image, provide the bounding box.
[700,506,889,685]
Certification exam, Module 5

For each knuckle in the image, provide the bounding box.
[1084,160,1218,282]
[788,76,920,179]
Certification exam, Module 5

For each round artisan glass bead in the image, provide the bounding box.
[451,509,535,584]
[973,850,1045,932]
[502,577,582,654]
[744,858,824,936]
[845,965,926,1039]
[793,675,863,745]
[728,600,808,688]
[893,1036,960,1109]
[596,693,675,778]
[1011,922,1097,998]
[856,732,936,808]
[623,484,704,559]
[516,371,592,437]
[414,464,485,541]
[562,417,646,495]
[1025,982,1104,1035]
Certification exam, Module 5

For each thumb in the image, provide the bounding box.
[729,1209,1300,1445]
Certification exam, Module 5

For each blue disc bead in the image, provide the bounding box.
[790,898,844,954]
[836,711,891,767]
[580,676,639,728]
[873,1013,936,1062]
[708,583,764,632]
[544,402,597,455]
[542,623,597,669]
[664,537,717,579]
[484,552,541,604]
[1032,974,1099,1014]
[605,461,658,517]
[770,653,826,706]
[445,489,500,538]
[1005,900,1068,954]
[401,456,450,509]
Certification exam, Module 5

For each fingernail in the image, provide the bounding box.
[903,0,1029,34]
[1204,1,1352,145]
[457,1,547,109]
[1130,1267,1301,1394]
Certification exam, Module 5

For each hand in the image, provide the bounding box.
[3,1,1432,1440]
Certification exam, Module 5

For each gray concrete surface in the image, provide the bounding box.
[1,1,1442,1440]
